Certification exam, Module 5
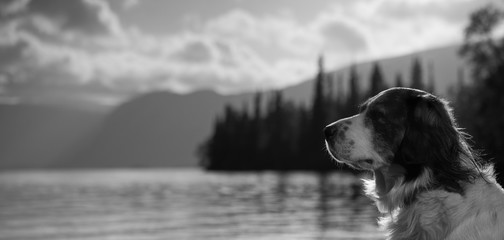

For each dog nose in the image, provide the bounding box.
[324,124,338,140]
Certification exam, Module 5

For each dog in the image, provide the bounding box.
[324,87,504,240]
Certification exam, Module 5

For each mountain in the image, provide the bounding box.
[0,102,106,169]
[64,89,266,168]
[0,44,469,169]
[282,44,467,105]
[62,90,237,168]
[0,89,255,169]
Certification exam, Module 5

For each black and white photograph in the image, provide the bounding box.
[1,0,504,239]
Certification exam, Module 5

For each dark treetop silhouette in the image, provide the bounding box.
[199,4,504,188]
[199,56,435,172]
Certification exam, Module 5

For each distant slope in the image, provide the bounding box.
[64,90,249,168]
[283,44,467,105]
[0,44,469,169]
[0,90,255,169]
[0,103,106,169]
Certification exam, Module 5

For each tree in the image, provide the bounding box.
[251,91,264,168]
[459,5,504,80]
[253,91,262,120]
[266,91,287,169]
[410,57,424,90]
[325,73,334,102]
[309,55,334,170]
[346,64,360,116]
[199,54,341,172]
[456,4,504,185]
[312,55,328,129]
[369,62,387,97]
[336,73,345,102]
[427,61,436,93]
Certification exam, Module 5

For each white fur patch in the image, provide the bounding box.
[363,167,433,213]
[369,168,504,240]
[328,113,387,169]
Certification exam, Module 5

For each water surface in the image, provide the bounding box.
[0,169,384,240]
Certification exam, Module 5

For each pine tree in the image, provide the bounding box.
[369,62,387,97]
[325,74,334,103]
[336,74,345,103]
[460,5,504,80]
[410,57,424,90]
[270,91,286,169]
[251,91,263,169]
[457,4,504,185]
[325,74,336,120]
[253,91,262,120]
[427,61,435,93]
[309,55,335,170]
[312,55,328,128]
[347,64,360,115]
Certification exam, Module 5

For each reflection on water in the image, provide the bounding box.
[0,169,384,240]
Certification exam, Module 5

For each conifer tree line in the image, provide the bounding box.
[451,4,504,186]
[197,4,504,182]
[198,56,435,171]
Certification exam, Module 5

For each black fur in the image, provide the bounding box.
[327,88,497,239]
[379,89,480,194]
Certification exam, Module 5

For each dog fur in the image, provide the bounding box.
[324,87,504,240]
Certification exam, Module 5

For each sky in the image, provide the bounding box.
[0,0,502,97]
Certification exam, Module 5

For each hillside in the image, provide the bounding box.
[0,103,106,169]
[0,44,469,169]
[63,90,234,168]
[282,44,467,105]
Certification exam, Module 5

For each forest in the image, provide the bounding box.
[198,56,433,172]
[198,4,504,184]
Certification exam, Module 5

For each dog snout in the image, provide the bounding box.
[325,118,354,142]
[324,123,338,140]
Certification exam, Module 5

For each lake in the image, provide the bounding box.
[0,169,385,240]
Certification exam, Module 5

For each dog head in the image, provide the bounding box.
[324,87,479,208]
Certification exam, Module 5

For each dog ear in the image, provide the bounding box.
[395,93,476,193]
[397,94,458,165]
[412,94,454,127]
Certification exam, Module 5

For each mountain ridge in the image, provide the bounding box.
[0,44,469,169]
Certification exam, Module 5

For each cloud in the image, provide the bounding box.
[0,1,318,94]
[160,35,312,93]
[376,0,504,23]
[0,0,502,95]
[204,9,318,57]
[300,0,504,67]
[320,21,367,53]
[0,38,26,66]
[121,0,140,10]
[2,0,122,37]
[174,40,213,64]
[191,0,504,91]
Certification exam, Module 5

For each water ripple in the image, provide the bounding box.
[0,170,384,240]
